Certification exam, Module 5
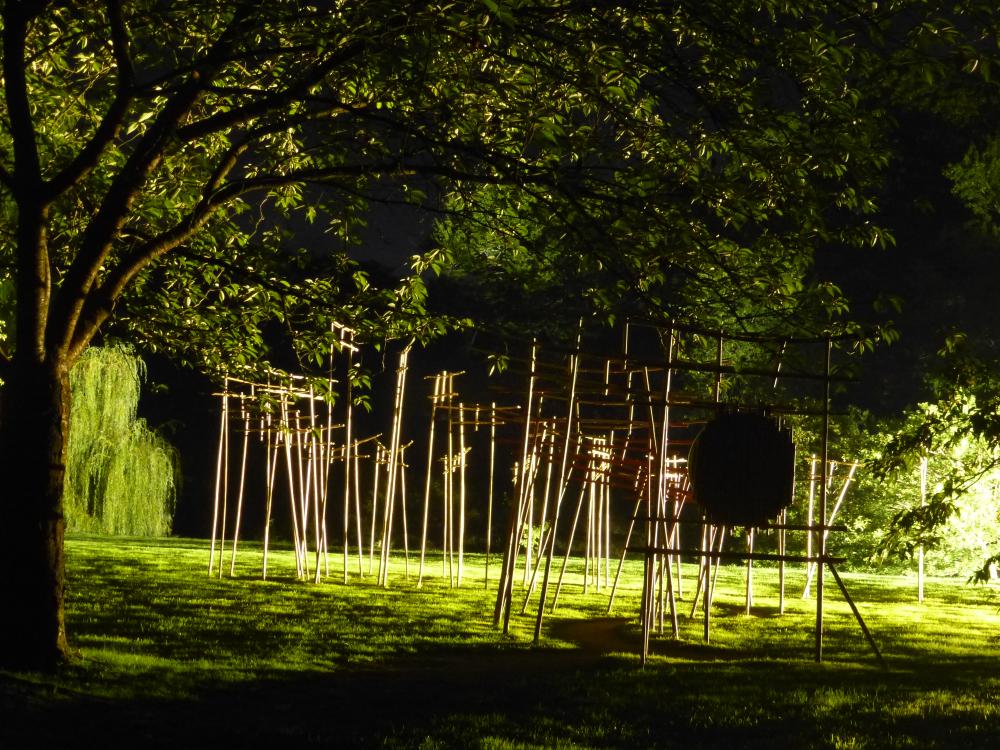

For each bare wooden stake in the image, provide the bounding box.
[458,402,467,586]
[229,391,252,577]
[342,332,355,584]
[354,450,364,576]
[217,385,234,579]
[209,377,228,576]
[368,443,383,576]
[418,374,442,587]
[486,401,496,588]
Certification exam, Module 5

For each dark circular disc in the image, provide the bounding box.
[688,412,795,526]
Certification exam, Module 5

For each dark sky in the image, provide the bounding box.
[818,110,1000,415]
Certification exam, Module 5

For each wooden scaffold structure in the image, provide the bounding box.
[490,321,884,667]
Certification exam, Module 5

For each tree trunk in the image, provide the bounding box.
[0,356,72,670]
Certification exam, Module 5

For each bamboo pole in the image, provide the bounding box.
[209,377,228,576]
[495,341,537,628]
[529,422,554,593]
[354,450,364,576]
[446,373,455,586]
[778,507,787,613]
[400,443,410,579]
[295,413,311,579]
[816,337,832,663]
[486,401,496,588]
[641,449,655,662]
[584,453,595,594]
[229,391,252,577]
[531,334,582,641]
[217,383,232,579]
[418,374,443,587]
[704,524,713,643]
[804,461,858,594]
[342,331,354,584]
[458,402,467,586]
[380,346,410,587]
[282,398,304,579]
[689,521,709,619]
[603,438,615,588]
[368,443,382,576]
[802,455,818,598]
[308,387,323,582]
[918,454,927,603]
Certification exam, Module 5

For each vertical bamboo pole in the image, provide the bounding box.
[400,443,410,579]
[368,443,382,575]
[486,402,496,587]
[803,455,818,597]
[608,325,642,614]
[262,423,280,579]
[209,378,228,575]
[641,448,654,662]
[262,393,275,579]
[710,526,726,601]
[446,373,455,586]
[380,346,410,587]
[603,438,615,588]
[805,461,858,593]
[778,507,787,613]
[816,337,832,663]
[229,390,252,577]
[659,327,677,631]
[704,524,713,643]
[295,412,312,579]
[458,402,467,586]
[530,423,554,593]
[354,450,364,576]
[308,386,324,582]
[342,331,355,584]
[918,454,927,603]
[584,450,595,594]
[531,331,581,641]
[217,383,232,579]
[690,520,709,619]
[523,428,536,589]
[282,396,304,579]
[418,374,442,586]
[495,341,537,628]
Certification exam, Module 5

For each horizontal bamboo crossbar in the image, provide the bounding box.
[628,547,847,565]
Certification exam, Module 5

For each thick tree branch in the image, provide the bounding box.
[4,3,53,363]
[3,4,44,195]
[52,8,253,358]
[44,0,135,199]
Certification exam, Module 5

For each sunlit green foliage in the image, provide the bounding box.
[63,346,176,536]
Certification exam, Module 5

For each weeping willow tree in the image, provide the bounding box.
[64,346,177,536]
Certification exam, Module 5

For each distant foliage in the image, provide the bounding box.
[64,346,177,536]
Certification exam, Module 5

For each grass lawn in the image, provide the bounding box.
[2,534,1000,748]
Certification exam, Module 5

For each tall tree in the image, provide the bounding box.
[0,0,895,669]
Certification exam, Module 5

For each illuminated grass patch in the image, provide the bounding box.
[1,535,999,749]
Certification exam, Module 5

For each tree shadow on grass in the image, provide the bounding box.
[5,627,1000,749]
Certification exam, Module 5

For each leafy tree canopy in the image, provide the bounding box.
[0,0,912,380]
